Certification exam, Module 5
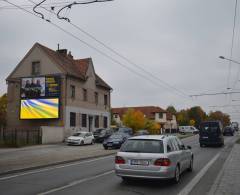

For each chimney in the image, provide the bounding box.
[68,51,73,59]
[57,49,67,56]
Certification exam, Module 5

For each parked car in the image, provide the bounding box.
[231,122,239,131]
[199,121,224,147]
[223,126,234,136]
[179,126,199,134]
[115,135,193,183]
[118,127,133,136]
[103,133,128,149]
[94,129,113,143]
[66,132,95,145]
[134,129,150,136]
[93,128,105,139]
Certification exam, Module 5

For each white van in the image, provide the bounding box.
[179,126,199,134]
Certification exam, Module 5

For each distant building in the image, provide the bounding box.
[112,106,178,131]
[6,43,112,142]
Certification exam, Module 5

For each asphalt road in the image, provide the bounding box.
[0,134,238,195]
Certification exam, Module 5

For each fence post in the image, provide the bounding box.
[15,129,17,146]
[26,130,29,145]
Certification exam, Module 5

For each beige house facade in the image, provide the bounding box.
[6,43,112,140]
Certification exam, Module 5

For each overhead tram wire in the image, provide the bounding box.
[4,0,189,100]
[28,0,189,99]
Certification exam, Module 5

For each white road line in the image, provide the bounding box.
[38,170,114,195]
[0,155,114,181]
[178,152,221,195]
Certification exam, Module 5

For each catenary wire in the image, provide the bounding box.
[28,0,189,98]
[3,0,190,101]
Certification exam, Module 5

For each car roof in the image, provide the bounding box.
[129,135,176,140]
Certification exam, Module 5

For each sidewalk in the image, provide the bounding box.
[0,143,116,175]
[208,141,240,195]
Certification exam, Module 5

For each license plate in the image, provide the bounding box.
[131,159,149,166]
[202,136,208,139]
[107,143,112,146]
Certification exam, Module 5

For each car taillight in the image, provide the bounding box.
[154,158,171,166]
[115,156,125,164]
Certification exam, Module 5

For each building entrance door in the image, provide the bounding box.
[88,116,93,132]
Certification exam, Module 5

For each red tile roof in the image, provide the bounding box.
[112,106,167,119]
[37,43,111,90]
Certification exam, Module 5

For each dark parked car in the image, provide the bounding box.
[134,129,150,136]
[199,121,224,147]
[103,133,128,149]
[93,128,105,139]
[223,126,234,136]
[117,127,133,136]
[94,129,113,143]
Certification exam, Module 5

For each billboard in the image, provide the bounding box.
[21,76,60,99]
[20,98,59,119]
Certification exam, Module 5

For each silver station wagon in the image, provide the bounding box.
[115,135,193,183]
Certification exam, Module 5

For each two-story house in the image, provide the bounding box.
[112,106,178,132]
[6,43,112,141]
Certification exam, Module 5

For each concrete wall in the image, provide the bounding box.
[41,126,64,144]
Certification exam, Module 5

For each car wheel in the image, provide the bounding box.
[188,158,193,172]
[91,140,94,145]
[200,143,204,147]
[173,165,180,184]
[80,140,84,146]
[104,146,108,150]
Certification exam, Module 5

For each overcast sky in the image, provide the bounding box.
[1,0,240,121]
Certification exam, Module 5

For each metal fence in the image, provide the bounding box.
[0,129,41,147]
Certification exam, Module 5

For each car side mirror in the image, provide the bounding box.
[180,145,185,150]
[187,145,192,150]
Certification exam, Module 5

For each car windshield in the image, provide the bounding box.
[110,134,122,139]
[72,133,85,137]
[120,139,164,153]
[118,128,129,133]
[100,130,106,135]
[94,129,103,133]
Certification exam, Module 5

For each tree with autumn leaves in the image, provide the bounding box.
[0,94,7,129]
[122,109,160,134]
[166,105,230,128]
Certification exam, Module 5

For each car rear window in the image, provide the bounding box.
[200,122,220,133]
[120,139,164,153]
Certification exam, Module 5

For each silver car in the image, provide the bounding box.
[115,135,193,183]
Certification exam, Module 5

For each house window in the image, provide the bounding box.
[32,61,40,75]
[95,92,98,105]
[83,89,87,101]
[104,94,108,106]
[82,114,87,127]
[70,85,75,98]
[70,112,76,127]
[103,116,108,128]
[159,113,163,118]
[114,114,118,118]
[95,116,99,128]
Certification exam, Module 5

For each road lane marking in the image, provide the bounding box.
[0,155,114,181]
[38,170,114,195]
[178,152,221,195]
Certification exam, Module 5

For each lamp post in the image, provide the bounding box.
[219,56,240,65]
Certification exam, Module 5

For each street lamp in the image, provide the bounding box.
[219,56,240,65]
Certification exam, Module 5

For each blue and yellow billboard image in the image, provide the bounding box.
[20,98,59,119]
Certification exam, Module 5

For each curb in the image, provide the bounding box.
[0,152,116,177]
[0,134,197,177]
[207,144,236,195]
